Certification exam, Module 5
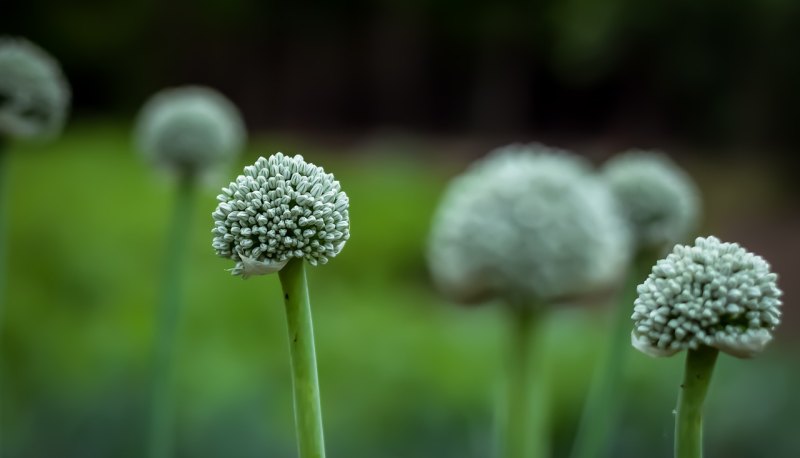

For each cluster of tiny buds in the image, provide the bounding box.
[631,236,782,358]
[212,153,350,278]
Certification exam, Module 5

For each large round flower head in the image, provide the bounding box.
[135,86,245,175]
[427,143,631,306]
[631,236,782,358]
[602,150,700,250]
[0,37,70,140]
[212,153,350,278]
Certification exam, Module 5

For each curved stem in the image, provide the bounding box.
[569,250,656,458]
[502,307,543,458]
[675,345,718,458]
[279,258,326,458]
[147,177,195,458]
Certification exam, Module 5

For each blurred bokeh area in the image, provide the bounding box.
[2,1,799,457]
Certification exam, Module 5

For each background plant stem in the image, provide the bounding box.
[569,249,656,458]
[502,306,544,458]
[147,176,194,458]
[278,258,326,458]
[675,345,718,458]
[0,139,7,458]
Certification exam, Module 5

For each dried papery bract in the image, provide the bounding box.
[632,236,782,458]
[0,37,70,140]
[427,144,631,458]
[212,154,350,458]
[572,150,701,458]
[137,86,246,458]
[135,86,245,177]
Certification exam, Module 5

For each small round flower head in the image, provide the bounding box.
[212,153,350,278]
[427,143,631,306]
[135,86,245,175]
[0,37,70,140]
[603,151,700,249]
[631,236,782,358]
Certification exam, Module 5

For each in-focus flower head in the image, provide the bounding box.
[212,153,350,278]
[427,143,631,306]
[135,86,245,175]
[603,150,700,249]
[0,37,70,140]
[631,236,782,358]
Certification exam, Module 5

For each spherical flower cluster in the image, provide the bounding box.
[135,86,245,174]
[212,153,350,278]
[0,37,70,140]
[427,143,631,306]
[631,236,782,358]
[602,151,700,249]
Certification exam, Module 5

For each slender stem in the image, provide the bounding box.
[147,176,195,458]
[278,258,326,458]
[0,139,8,331]
[0,138,7,458]
[569,250,656,458]
[502,306,541,458]
[675,345,718,458]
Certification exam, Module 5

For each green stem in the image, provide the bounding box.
[502,307,543,458]
[0,138,7,458]
[675,345,718,458]
[278,258,326,458]
[0,139,8,331]
[569,250,656,458]
[147,176,195,458]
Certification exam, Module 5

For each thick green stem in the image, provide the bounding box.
[502,307,543,458]
[675,345,718,458]
[278,258,326,458]
[147,177,195,458]
[569,250,656,458]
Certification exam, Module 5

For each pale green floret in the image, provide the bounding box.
[631,236,782,358]
[0,37,70,139]
[427,143,631,306]
[212,153,350,278]
[603,151,699,249]
[135,86,245,174]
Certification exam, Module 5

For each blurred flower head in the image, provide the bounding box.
[135,86,245,175]
[212,153,350,278]
[0,37,70,140]
[632,236,782,358]
[427,143,631,307]
[602,151,700,250]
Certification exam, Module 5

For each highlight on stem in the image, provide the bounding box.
[571,150,700,458]
[136,85,246,458]
[631,236,782,458]
[212,153,350,458]
[426,143,631,458]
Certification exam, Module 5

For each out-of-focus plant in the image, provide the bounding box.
[135,86,245,458]
[572,150,700,458]
[0,39,69,454]
[212,153,350,458]
[632,236,782,458]
[0,36,70,315]
[427,144,630,458]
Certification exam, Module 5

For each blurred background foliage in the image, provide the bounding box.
[1,0,799,457]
